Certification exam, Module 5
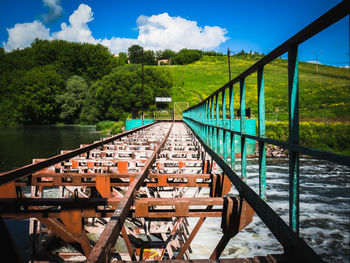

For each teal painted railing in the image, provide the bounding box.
[183,1,349,261]
[125,119,154,131]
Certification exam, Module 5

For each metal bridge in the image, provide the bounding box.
[0,1,349,262]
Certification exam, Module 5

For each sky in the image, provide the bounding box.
[0,0,349,67]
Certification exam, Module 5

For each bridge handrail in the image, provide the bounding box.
[183,1,349,261]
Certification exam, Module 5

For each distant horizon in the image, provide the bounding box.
[1,0,349,68]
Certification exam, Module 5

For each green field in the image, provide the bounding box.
[162,55,350,122]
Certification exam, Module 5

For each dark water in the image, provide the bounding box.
[0,126,349,262]
[0,125,103,172]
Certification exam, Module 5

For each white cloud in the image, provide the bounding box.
[2,4,228,54]
[135,13,228,52]
[42,0,63,24]
[2,20,51,51]
[52,4,96,44]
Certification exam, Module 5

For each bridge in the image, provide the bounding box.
[0,1,349,262]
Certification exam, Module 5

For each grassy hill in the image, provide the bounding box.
[163,55,350,122]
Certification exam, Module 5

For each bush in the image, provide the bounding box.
[172,49,202,65]
[96,120,124,135]
[110,121,124,134]
[266,121,350,155]
[96,120,116,131]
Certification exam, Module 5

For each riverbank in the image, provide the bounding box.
[95,120,124,135]
[265,121,350,156]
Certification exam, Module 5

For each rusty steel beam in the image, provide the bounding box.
[121,226,136,260]
[0,197,225,217]
[176,206,212,259]
[0,197,224,208]
[87,124,173,263]
[1,209,223,219]
[21,173,212,188]
[210,197,254,259]
[0,122,156,185]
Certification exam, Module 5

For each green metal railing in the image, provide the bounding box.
[183,1,349,261]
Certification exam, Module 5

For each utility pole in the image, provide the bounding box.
[227,48,231,81]
[312,50,323,73]
[141,48,144,126]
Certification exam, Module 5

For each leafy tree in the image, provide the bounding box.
[144,50,156,65]
[19,65,65,123]
[56,75,88,123]
[80,66,173,123]
[128,45,143,64]
[172,49,202,65]
[113,52,128,66]
[29,39,113,81]
[156,49,176,60]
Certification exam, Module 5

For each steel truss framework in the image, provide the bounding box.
[1,2,349,262]
[0,122,258,262]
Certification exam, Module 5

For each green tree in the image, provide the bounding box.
[144,50,156,65]
[156,49,176,60]
[19,65,65,123]
[128,45,143,64]
[172,49,202,65]
[113,52,128,66]
[80,66,173,123]
[56,75,88,123]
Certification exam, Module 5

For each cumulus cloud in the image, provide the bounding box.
[100,13,228,54]
[52,4,96,44]
[42,0,63,24]
[2,4,228,53]
[2,20,51,51]
[135,13,227,52]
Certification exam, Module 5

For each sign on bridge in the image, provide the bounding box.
[155,97,172,102]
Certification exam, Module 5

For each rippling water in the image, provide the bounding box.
[187,158,350,262]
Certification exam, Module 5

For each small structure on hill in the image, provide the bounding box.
[158,59,169,65]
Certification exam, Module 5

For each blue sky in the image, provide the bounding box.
[0,0,349,67]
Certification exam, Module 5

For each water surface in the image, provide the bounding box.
[0,125,103,172]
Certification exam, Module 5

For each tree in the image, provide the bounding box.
[113,52,128,66]
[80,66,173,123]
[144,50,156,65]
[56,75,88,123]
[172,49,202,65]
[128,45,143,64]
[19,65,65,123]
[156,49,176,60]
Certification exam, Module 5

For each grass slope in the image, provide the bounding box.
[162,55,350,122]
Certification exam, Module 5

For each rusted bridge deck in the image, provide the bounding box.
[0,121,257,262]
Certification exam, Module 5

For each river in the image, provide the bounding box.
[0,125,349,262]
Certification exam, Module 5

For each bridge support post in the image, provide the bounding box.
[240,78,247,182]
[229,85,235,170]
[257,66,266,200]
[288,44,300,235]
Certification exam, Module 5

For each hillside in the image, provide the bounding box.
[164,55,350,122]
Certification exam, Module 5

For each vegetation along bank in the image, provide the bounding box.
[1,39,348,154]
